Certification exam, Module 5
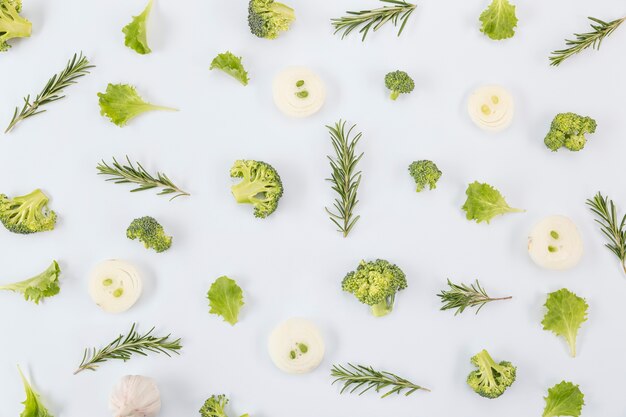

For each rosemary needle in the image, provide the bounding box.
[438,279,512,315]
[586,192,626,274]
[331,0,417,41]
[331,363,430,398]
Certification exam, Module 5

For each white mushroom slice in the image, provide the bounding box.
[272,67,326,118]
[89,260,143,313]
[528,215,583,270]
[467,85,514,132]
[268,318,325,374]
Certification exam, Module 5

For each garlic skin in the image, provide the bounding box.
[109,375,161,417]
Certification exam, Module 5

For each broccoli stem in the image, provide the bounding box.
[0,7,32,39]
[371,299,393,317]
[270,2,295,20]
[231,180,263,204]
[390,90,400,100]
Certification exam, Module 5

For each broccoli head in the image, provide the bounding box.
[0,189,57,234]
[126,216,172,253]
[467,349,516,399]
[248,0,295,40]
[342,259,407,317]
[544,112,597,152]
[384,70,415,100]
[200,394,249,417]
[408,160,442,192]
[0,0,32,52]
[0,260,60,304]
[230,160,283,219]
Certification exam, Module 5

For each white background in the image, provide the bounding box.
[1,0,625,416]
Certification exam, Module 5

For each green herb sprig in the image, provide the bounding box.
[325,120,363,238]
[97,156,190,200]
[331,0,417,41]
[74,323,182,374]
[438,279,511,315]
[331,363,430,398]
[550,16,625,66]
[6,53,94,133]
[586,192,626,274]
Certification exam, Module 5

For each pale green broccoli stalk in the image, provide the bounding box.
[126,216,172,253]
[544,113,597,152]
[467,349,516,399]
[342,259,407,317]
[199,394,249,417]
[384,70,414,100]
[0,261,60,304]
[230,160,283,219]
[0,189,57,234]
[0,0,32,52]
[408,160,441,192]
[248,0,295,39]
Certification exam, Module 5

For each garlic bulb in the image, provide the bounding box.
[109,375,161,417]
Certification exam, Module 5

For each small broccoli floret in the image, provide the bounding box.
[248,0,295,40]
[384,70,415,100]
[200,394,249,417]
[544,112,597,152]
[408,160,442,192]
[230,160,283,219]
[0,189,57,234]
[342,259,407,317]
[126,216,172,253]
[467,349,516,399]
[0,261,60,304]
[0,0,32,52]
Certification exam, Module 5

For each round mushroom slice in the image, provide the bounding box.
[528,215,583,270]
[268,318,325,374]
[467,85,514,132]
[89,260,143,313]
[272,67,326,118]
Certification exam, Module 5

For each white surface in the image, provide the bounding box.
[1,0,625,416]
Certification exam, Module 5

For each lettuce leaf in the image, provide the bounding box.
[543,381,584,417]
[122,0,153,55]
[18,367,53,417]
[479,0,518,40]
[210,51,249,86]
[462,181,523,223]
[98,83,177,127]
[0,261,60,304]
[207,276,244,325]
[542,288,588,357]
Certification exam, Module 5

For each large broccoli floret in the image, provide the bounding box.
[0,0,32,52]
[467,349,516,399]
[230,160,283,219]
[384,70,415,100]
[0,189,57,234]
[199,394,249,417]
[0,261,60,304]
[408,160,442,192]
[248,0,295,40]
[544,112,597,152]
[126,216,172,253]
[342,259,407,317]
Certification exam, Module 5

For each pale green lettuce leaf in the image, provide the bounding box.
[543,381,584,417]
[122,0,153,55]
[98,83,177,127]
[462,181,523,223]
[210,51,250,86]
[18,367,53,417]
[542,288,588,357]
[479,0,518,40]
[207,276,244,325]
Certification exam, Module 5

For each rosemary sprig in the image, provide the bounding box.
[331,363,430,398]
[74,323,182,375]
[5,53,94,133]
[437,279,511,315]
[325,120,363,238]
[331,0,417,41]
[586,192,626,274]
[550,16,626,66]
[97,156,190,200]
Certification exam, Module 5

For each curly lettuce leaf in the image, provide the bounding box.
[18,367,53,417]
[98,83,177,127]
[543,381,584,417]
[479,0,518,40]
[210,51,249,86]
[542,288,588,357]
[207,276,244,325]
[462,181,523,223]
[0,261,60,304]
[122,0,153,55]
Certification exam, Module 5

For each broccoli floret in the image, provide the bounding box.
[342,259,407,317]
[199,394,249,417]
[0,261,60,304]
[408,160,442,192]
[126,216,172,253]
[230,160,283,219]
[467,349,516,399]
[0,189,57,234]
[384,70,415,100]
[248,0,295,40]
[544,112,597,152]
[0,0,32,52]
